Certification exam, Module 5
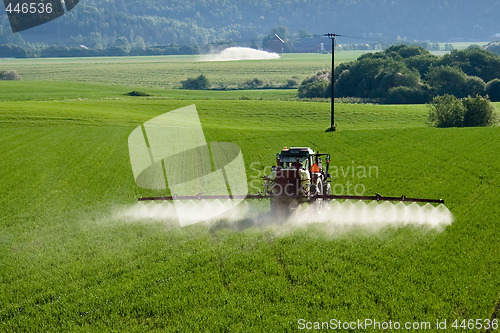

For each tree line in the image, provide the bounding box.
[1,0,499,49]
[298,45,500,103]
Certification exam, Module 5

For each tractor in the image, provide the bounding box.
[264,147,332,213]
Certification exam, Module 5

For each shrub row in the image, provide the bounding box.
[180,75,299,90]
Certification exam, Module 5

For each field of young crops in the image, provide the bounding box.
[0,53,499,331]
[0,52,368,90]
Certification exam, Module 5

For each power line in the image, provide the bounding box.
[323,33,341,132]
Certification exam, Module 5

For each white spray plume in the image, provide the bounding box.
[287,200,453,232]
[120,200,251,224]
[199,47,280,62]
[118,199,453,234]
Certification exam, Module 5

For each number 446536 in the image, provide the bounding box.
[452,319,498,330]
[5,2,53,14]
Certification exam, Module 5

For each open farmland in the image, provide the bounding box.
[0,53,499,332]
[0,52,369,90]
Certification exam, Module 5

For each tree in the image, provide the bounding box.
[405,54,439,76]
[115,36,131,52]
[426,66,469,98]
[486,79,500,102]
[297,29,311,39]
[439,46,500,83]
[387,86,430,104]
[334,56,420,100]
[465,76,486,97]
[384,44,429,59]
[134,36,146,50]
[0,44,28,58]
[40,45,70,58]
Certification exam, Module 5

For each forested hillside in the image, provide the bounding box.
[1,0,499,48]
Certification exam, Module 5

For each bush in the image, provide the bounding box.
[297,71,330,98]
[429,95,495,128]
[428,95,466,128]
[486,79,500,102]
[239,78,265,89]
[125,91,150,96]
[180,74,210,90]
[462,95,495,127]
[0,70,20,80]
[297,80,329,98]
[283,78,299,88]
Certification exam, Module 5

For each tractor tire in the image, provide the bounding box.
[323,182,331,199]
[309,179,323,202]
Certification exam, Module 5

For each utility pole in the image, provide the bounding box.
[323,33,341,132]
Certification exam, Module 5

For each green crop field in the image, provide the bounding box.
[0,53,499,332]
[0,52,368,90]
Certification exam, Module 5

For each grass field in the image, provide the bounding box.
[0,52,366,90]
[0,53,499,332]
[0,45,484,89]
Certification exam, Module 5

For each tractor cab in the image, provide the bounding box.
[276,147,330,178]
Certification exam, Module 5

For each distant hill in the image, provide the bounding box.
[1,0,499,47]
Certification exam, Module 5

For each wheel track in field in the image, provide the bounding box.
[267,234,296,288]
[208,231,231,293]
[275,249,295,287]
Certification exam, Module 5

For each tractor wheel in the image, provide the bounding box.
[323,182,331,199]
[312,179,325,212]
[309,179,323,202]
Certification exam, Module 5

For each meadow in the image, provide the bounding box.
[0,52,499,332]
[0,52,367,90]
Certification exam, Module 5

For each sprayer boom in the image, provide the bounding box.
[137,147,445,215]
[138,194,268,201]
[138,193,443,204]
[318,193,444,204]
